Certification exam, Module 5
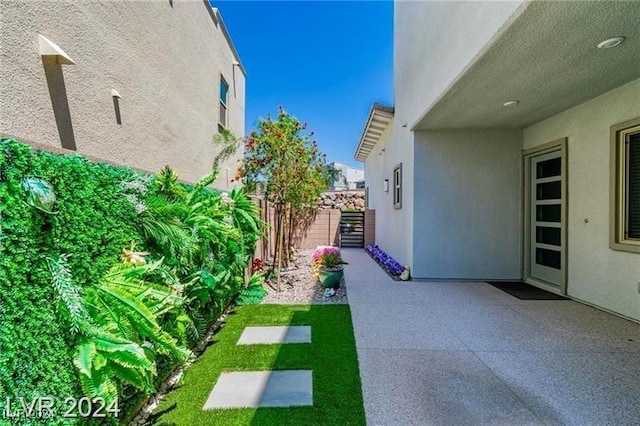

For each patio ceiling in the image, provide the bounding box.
[354,103,394,162]
[412,1,640,131]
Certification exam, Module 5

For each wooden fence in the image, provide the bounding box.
[253,197,375,262]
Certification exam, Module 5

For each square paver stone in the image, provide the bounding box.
[203,370,313,409]
[237,326,311,345]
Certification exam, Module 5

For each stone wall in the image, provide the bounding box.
[319,190,366,211]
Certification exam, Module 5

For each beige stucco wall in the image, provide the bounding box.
[524,77,640,322]
[0,0,245,187]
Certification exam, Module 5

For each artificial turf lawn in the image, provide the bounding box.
[152,304,366,426]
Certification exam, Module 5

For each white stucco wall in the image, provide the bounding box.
[371,0,525,270]
[412,130,522,279]
[0,0,245,186]
[394,0,524,128]
[363,119,414,268]
[523,77,640,321]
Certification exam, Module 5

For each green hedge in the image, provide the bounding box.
[0,138,262,425]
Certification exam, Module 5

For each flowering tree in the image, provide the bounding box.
[237,107,337,291]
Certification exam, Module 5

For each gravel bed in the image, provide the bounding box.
[261,249,348,304]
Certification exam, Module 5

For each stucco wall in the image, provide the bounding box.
[394,0,524,129]
[0,0,245,186]
[363,0,524,270]
[523,77,640,321]
[412,130,522,279]
[364,119,414,269]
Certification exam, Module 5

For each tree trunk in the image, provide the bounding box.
[287,205,295,262]
[276,204,284,292]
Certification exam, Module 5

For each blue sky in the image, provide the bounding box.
[215,1,393,169]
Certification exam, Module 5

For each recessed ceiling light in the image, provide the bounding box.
[503,100,519,108]
[597,37,625,49]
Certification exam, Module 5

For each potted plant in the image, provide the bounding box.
[312,246,348,289]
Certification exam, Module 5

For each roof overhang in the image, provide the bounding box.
[354,103,394,162]
[412,1,640,131]
[204,3,247,76]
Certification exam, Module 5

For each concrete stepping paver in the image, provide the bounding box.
[237,326,311,345]
[203,370,313,409]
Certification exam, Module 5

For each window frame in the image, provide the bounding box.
[219,75,229,129]
[610,116,640,253]
[393,163,402,209]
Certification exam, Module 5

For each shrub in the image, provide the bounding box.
[0,138,263,423]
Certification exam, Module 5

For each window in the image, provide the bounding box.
[610,117,640,252]
[219,76,229,128]
[393,163,402,209]
[365,187,369,209]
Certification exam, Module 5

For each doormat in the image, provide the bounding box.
[486,281,569,300]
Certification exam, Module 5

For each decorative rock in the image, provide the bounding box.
[314,191,366,211]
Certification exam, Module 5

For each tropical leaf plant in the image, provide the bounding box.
[46,254,191,405]
[155,165,187,202]
[21,176,58,214]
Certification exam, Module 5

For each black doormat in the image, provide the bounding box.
[486,281,569,300]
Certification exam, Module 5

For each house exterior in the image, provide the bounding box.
[356,1,640,322]
[329,162,365,191]
[0,0,245,187]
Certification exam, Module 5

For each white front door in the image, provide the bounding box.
[528,149,564,289]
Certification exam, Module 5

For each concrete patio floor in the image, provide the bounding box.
[342,249,640,426]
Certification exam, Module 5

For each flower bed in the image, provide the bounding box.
[365,245,405,280]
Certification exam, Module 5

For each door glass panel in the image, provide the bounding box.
[536,181,561,200]
[536,204,561,222]
[536,226,561,246]
[536,248,561,269]
[536,157,561,178]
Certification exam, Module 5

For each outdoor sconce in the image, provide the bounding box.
[111,89,122,125]
[39,34,75,64]
[383,179,389,192]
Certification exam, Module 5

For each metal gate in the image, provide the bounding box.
[339,210,365,248]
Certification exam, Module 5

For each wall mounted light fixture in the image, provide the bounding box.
[39,34,75,65]
[383,179,389,192]
[40,34,77,150]
[111,89,122,125]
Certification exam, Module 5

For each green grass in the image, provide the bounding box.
[152,304,366,426]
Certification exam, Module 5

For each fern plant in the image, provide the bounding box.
[46,254,90,334]
[46,255,191,405]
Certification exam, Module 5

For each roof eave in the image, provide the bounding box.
[354,103,394,162]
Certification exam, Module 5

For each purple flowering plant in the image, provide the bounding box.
[365,245,404,278]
